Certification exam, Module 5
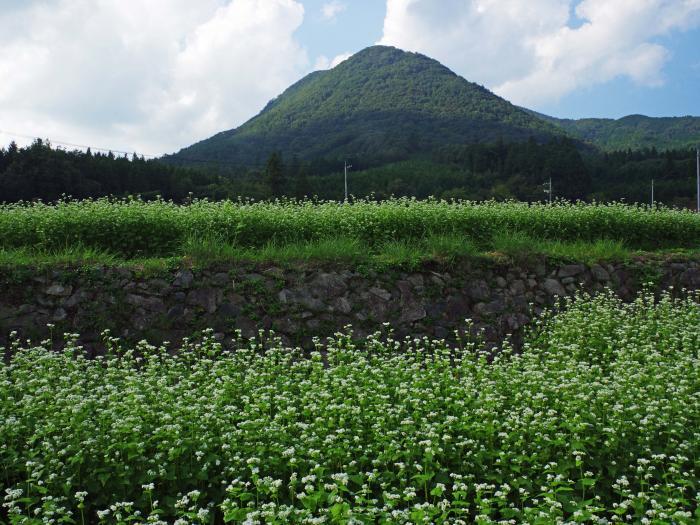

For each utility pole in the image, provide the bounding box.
[344,161,352,202]
[543,177,552,205]
[651,178,654,208]
[696,145,699,213]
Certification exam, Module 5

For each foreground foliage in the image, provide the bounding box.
[1,198,699,258]
[1,292,699,524]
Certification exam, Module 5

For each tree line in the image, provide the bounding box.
[0,138,697,207]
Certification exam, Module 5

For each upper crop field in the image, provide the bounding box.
[0,198,699,259]
[1,291,699,523]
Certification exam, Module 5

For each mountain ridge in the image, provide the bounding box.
[534,112,700,151]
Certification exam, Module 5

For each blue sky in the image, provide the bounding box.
[295,0,386,65]
[544,28,700,119]
[1,0,699,154]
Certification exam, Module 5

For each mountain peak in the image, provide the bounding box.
[341,45,436,64]
[347,44,406,57]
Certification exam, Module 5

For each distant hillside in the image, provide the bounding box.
[171,46,563,165]
[531,112,700,151]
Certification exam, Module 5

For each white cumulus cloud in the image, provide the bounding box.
[0,0,310,155]
[314,52,353,70]
[379,0,700,108]
[321,1,347,22]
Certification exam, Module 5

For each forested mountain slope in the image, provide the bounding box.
[530,112,700,151]
[171,46,562,165]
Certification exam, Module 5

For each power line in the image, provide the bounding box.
[0,129,319,170]
[0,129,159,159]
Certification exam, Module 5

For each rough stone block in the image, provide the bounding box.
[46,284,73,297]
[558,264,586,278]
[467,280,490,301]
[590,264,610,282]
[173,270,194,288]
[543,279,566,296]
[369,287,392,301]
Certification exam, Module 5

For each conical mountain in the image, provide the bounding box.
[172,46,562,165]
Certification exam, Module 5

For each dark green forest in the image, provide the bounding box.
[1,138,697,207]
[0,140,241,203]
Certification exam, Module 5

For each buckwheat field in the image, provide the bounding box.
[1,291,699,524]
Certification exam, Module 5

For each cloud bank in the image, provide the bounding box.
[379,0,700,107]
[0,0,309,154]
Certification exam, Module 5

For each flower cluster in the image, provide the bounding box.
[1,291,698,523]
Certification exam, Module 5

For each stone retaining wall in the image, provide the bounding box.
[1,257,698,352]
